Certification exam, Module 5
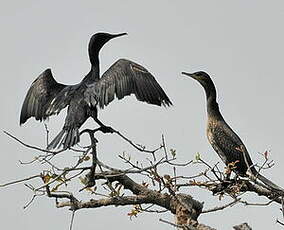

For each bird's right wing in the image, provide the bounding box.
[214,123,284,191]
[20,69,68,124]
[210,123,255,173]
[84,59,172,109]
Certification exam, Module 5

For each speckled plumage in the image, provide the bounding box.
[183,71,283,192]
[206,115,255,176]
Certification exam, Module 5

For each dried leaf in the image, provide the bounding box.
[83,156,91,161]
[127,205,141,220]
[79,176,88,185]
[51,183,62,192]
[225,160,239,175]
[164,174,171,181]
[154,177,161,183]
[85,187,93,192]
[264,150,269,160]
[42,174,51,184]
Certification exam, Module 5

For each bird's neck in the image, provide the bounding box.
[206,97,222,120]
[204,84,223,120]
[91,62,100,79]
[83,54,100,82]
[85,43,101,81]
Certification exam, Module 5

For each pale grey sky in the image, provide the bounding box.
[1,1,284,229]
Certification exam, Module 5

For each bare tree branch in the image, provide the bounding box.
[3,127,282,229]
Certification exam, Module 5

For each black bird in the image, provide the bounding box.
[182,71,283,192]
[20,32,172,149]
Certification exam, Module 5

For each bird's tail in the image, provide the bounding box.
[47,128,80,150]
[256,173,284,193]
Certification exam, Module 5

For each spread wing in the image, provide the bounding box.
[84,59,172,109]
[20,69,73,124]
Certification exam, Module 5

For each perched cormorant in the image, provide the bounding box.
[182,71,282,191]
[20,32,172,149]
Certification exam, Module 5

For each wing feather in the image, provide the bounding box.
[85,59,172,108]
[20,69,76,124]
[46,84,79,116]
[20,69,66,124]
[211,123,254,175]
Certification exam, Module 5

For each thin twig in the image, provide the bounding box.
[23,194,38,209]
[159,218,194,230]
[3,131,64,155]
[240,200,274,206]
[281,196,284,221]
[114,130,162,155]
[69,211,76,230]
[199,158,223,182]
[44,123,49,147]
[0,174,41,187]
[277,219,284,226]
[202,198,241,213]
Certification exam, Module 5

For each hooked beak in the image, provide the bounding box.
[182,72,198,80]
[111,32,128,39]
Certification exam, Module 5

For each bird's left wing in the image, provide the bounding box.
[84,59,172,109]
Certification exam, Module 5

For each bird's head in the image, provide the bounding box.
[182,71,217,101]
[88,32,127,56]
[182,71,214,88]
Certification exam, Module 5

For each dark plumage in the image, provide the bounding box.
[20,32,172,149]
[183,71,283,191]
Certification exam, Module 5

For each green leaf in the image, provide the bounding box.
[195,152,201,161]
[170,149,176,157]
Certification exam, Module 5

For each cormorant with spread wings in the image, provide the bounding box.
[20,32,172,149]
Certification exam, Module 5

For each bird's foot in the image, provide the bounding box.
[80,128,100,135]
[99,126,115,134]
